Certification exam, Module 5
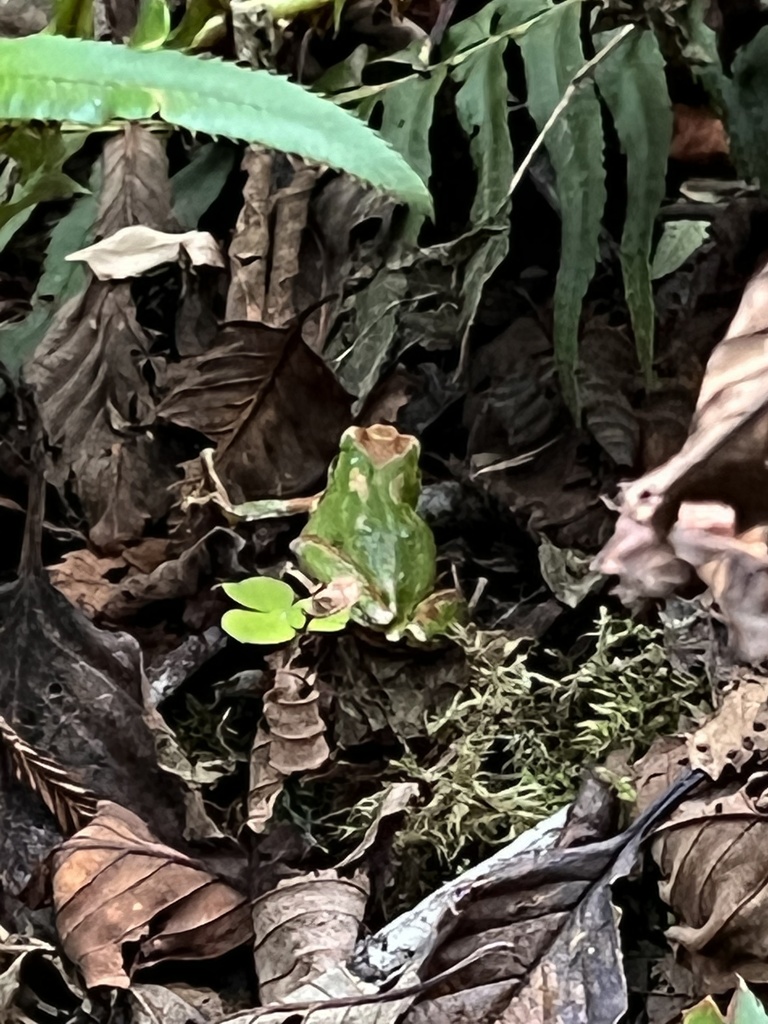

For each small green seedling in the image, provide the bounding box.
[221,575,350,645]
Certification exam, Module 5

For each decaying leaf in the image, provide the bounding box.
[48,548,128,618]
[49,800,251,988]
[26,125,178,552]
[687,675,768,779]
[253,869,369,1003]
[220,772,700,1024]
[226,148,319,327]
[158,318,351,502]
[66,225,224,280]
[247,659,330,832]
[652,774,768,991]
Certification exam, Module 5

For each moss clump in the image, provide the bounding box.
[384,608,710,899]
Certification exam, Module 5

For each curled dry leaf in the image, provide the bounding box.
[594,256,768,662]
[247,661,329,833]
[157,318,351,502]
[253,869,369,1003]
[652,774,768,991]
[226,148,318,328]
[50,800,251,989]
[66,225,225,280]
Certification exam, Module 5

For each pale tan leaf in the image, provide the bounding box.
[67,226,224,280]
[51,801,251,988]
[336,782,419,869]
[652,774,768,990]
[594,256,768,662]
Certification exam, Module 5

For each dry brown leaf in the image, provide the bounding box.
[633,735,691,815]
[67,226,224,280]
[252,869,369,1003]
[51,800,251,989]
[27,126,178,552]
[226,149,318,328]
[247,662,329,833]
[157,318,351,501]
[336,782,419,869]
[687,675,768,778]
[652,773,768,991]
[48,549,126,618]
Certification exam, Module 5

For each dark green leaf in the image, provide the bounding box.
[517,1,606,412]
[595,29,672,381]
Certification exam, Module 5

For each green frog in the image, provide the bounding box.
[292,425,462,642]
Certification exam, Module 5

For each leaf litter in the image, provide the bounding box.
[5,2,768,1023]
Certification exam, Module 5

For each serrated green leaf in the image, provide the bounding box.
[307,608,351,632]
[651,219,710,279]
[594,29,671,382]
[222,608,300,644]
[442,0,543,357]
[131,0,171,51]
[517,1,606,413]
[0,34,431,211]
[222,576,296,612]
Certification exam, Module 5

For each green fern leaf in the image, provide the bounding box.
[0,34,430,210]
[595,29,672,383]
[443,0,543,352]
[517,1,606,413]
[371,67,447,239]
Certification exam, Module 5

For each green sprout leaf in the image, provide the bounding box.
[221,576,296,612]
[221,607,307,645]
